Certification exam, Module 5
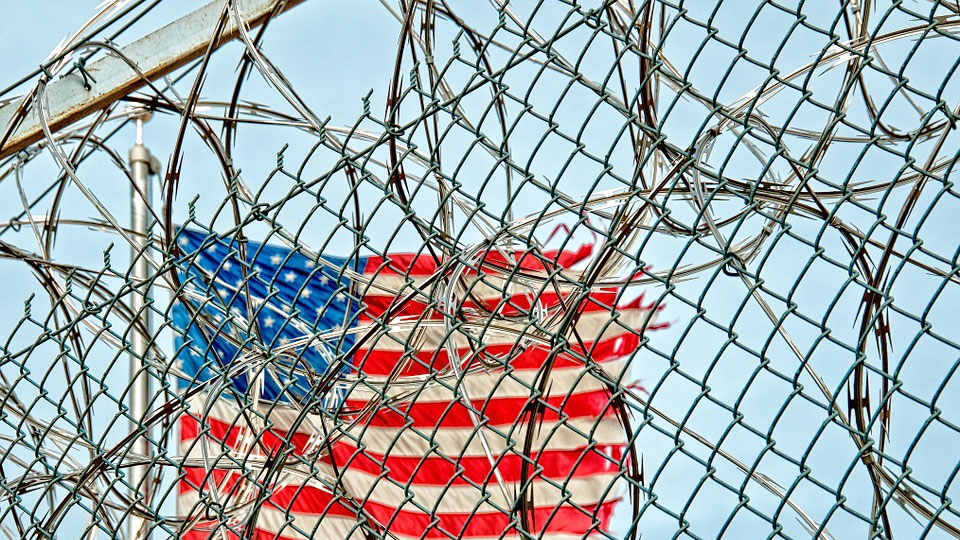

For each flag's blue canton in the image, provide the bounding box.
[171,228,366,402]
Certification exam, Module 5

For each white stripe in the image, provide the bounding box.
[182,355,630,435]
[333,415,625,457]
[340,469,621,514]
[357,268,591,298]
[177,467,621,518]
[182,392,626,457]
[183,394,322,438]
[344,358,628,404]
[354,306,655,353]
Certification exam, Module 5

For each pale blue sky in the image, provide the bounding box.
[1,2,959,539]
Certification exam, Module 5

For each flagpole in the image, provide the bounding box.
[129,111,159,540]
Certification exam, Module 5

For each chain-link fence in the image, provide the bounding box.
[0,0,958,538]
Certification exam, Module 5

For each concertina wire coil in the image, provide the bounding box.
[0,1,958,539]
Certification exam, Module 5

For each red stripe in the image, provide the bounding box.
[180,472,357,518]
[182,412,627,485]
[181,526,298,540]
[180,409,624,491]
[181,415,315,456]
[362,244,593,277]
[179,467,238,494]
[364,499,617,538]
[354,328,645,377]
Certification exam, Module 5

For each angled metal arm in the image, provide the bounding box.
[0,0,305,160]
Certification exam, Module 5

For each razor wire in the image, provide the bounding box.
[0,0,959,539]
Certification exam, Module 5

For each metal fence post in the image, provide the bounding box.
[128,112,159,540]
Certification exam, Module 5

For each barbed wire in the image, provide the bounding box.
[0,0,958,539]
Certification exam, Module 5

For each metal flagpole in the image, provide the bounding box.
[128,111,159,540]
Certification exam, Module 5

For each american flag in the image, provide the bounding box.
[171,227,662,539]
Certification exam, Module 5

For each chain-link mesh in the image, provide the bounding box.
[1,0,959,538]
